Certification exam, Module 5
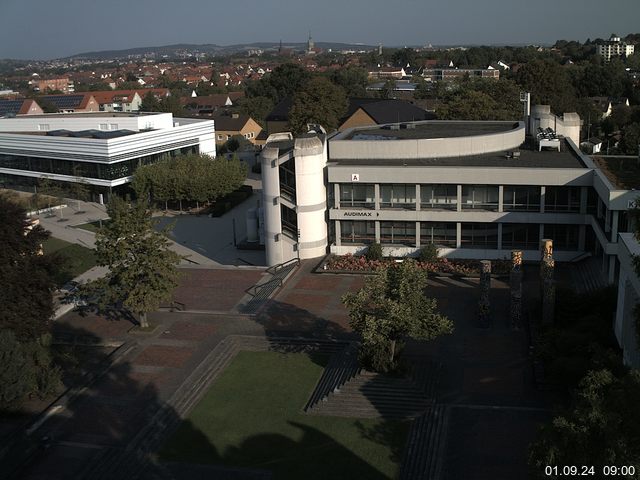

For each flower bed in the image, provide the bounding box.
[322,253,511,277]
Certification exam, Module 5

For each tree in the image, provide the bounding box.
[619,122,640,155]
[237,95,274,127]
[288,77,348,134]
[140,92,161,112]
[0,330,35,408]
[83,198,182,328]
[0,196,57,341]
[331,66,369,97]
[529,369,640,477]
[514,59,577,114]
[342,260,453,372]
[436,78,522,121]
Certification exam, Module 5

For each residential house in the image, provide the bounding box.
[213,112,262,145]
[39,94,99,113]
[91,91,143,112]
[0,99,44,116]
[32,77,74,93]
[338,98,434,131]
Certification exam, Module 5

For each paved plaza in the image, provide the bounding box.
[5,257,554,479]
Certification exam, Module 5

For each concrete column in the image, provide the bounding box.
[578,225,586,251]
[539,186,545,213]
[608,255,616,285]
[497,223,503,250]
[605,208,611,233]
[597,199,603,220]
[415,184,421,212]
[375,221,380,243]
[478,260,492,328]
[261,147,283,266]
[579,186,588,214]
[334,183,340,209]
[374,184,380,210]
[457,185,462,212]
[415,221,421,247]
[498,185,504,213]
[335,220,341,246]
[510,250,523,329]
[456,222,462,248]
[540,239,555,325]
[614,270,627,342]
[539,224,544,241]
[611,211,619,242]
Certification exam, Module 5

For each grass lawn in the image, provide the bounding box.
[42,237,97,286]
[75,219,110,233]
[160,351,409,479]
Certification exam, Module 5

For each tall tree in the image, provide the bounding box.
[514,59,577,114]
[342,260,453,372]
[288,77,348,134]
[84,198,181,328]
[0,196,57,341]
[331,66,369,97]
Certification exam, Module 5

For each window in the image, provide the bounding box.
[543,224,579,250]
[461,185,499,211]
[281,205,298,240]
[502,223,539,250]
[217,135,223,140]
[544,186,580,213]
[380,184,416,209]
[461,223,498,249]
[279,158,296,202]
[420,222,456,247]
[503,186,540,212]
[99,123,108,130]
[340,183,375,209]
[341,221,375,244]
[109,123,118,130]
[38,124,50,131]
[420,185,457,210]
[380,222,416,245]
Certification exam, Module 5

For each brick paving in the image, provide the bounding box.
[133,345,195,369]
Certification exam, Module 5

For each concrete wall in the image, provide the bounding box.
[0,112,175,132]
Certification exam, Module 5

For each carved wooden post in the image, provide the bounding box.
[510,250,523,329]
[478,260,491,327]
[540,239,555,325]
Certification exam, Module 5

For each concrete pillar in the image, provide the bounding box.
[375,221,380,243]
[374,184,380,210]
[540,186,546,213]
[539,224,544,241]
[497,223,503,250]
[457,185,462,212]
[578,225,586,251]
[478,260,492,327]
[540,239,555,325]
[334,183,340,209]
[611,211,619,242]
[456,222,462,248]
[261,146,283,266]
[415,184,421,212]
[335,221,341,247]
[614,270,627,342]
[498,185,504,213]
[415,221,421,247]
[608,255,616,285]
[510,250,523,329]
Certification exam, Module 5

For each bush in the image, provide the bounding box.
[365,243,383,261]
[0,330,34,408]
[419,243,439,263]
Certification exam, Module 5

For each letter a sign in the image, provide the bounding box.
[351,173,360,182]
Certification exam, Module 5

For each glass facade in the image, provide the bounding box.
[544,224,580,250]
[420,185,457,210]
[544,186,581,212]
[340,221,375,244]
[503,186,541,212]
[280,205,298,240]
[461,185,499,211]
[380,184,416,209]
[502,223,539,250]
[380,221,416,245]
[0,146,198,181]
[420,222,457,247]
[279,158,296,202]
[340,184,375,209]
[461,223,499,249]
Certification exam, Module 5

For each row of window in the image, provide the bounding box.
[337,184,584,212]
[339,221,580,250]
[0,146,198,181]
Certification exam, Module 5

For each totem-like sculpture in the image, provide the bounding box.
[510,250,523,329]
[540,239,555,325]
[478,260,492,327]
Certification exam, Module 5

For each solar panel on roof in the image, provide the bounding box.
[43,95,84,109]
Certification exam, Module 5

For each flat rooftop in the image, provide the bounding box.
[341,121,519,141]
[592,156,640,190]
[3,112,159,119]
[329,138,586,169]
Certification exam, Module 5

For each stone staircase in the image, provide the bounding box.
[80,335,348,480]
[241,259,299,314]
[308,359,441,419]
[399,405,449,480]
[570,256,608,294]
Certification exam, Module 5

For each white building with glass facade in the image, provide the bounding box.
[0,112,215,200]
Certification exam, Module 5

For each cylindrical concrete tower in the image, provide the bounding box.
[261,145,284,266]
[294,135,328,260]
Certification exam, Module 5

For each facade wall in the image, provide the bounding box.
[338,109,376,132]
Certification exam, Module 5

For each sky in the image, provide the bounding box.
[0,0,639,60]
